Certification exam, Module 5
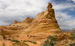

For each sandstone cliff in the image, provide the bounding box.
[0,3,61,35]
[23,3,61,34]
[0,3,63,46]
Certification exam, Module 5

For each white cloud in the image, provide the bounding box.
[55,12,75,30]
[0,0,50,25]
[52,3,75,11]
[52,2,75,30]
[0,0,75,30]
[0,20,9,26]
[72,0,75,3]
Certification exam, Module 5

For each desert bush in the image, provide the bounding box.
[12,42,29,46]
[43,35,58,46]
[11,40,19,42]
[28,41,37,44]
[43,39,50,46]
[0,34,6,39]
[23,40,37,44]
[71,33,75,40]
[47,35,58,41]
[12,40,29,46]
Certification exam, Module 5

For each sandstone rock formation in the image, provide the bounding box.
[22,17,34,23]
[14,20,20,24]
[0,3,61,35]
[0,3,62,46]
[0,2,61,36]
[23,3,61,34]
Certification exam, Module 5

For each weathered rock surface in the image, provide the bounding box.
[23,3,61,34]
[0,3,60,35]
[0,3,62,46]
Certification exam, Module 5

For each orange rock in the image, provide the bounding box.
[47,3,52,8]
[0,3,62,46]
[26,17,30,20]
[57,33,66,41]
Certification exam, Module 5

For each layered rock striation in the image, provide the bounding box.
[0,3,61,35]
[23,3,61,34]
[0,3,62,46]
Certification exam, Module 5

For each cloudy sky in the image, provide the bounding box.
[0,0,75,30]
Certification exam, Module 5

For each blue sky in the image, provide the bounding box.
[0,0,75,30]
[50,0,75,30]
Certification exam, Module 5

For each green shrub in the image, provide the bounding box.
[0,34,6,39]
[43,39,50,46]
[31,41,37,44]
[47,35,58,41]
[23,40,37,44]
[12,42,29,46]
[11,40,20,43]
[71,33,75,40]
[43,35,58,46]
[43,39,55,46]
[12,40,29,46]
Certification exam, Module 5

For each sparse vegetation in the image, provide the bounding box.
[0,34,6,39]
[11,40,20,43]
[71,33,75,40]
[43,35,58,46]
[47,35,58,41]
[0,2,74,46]
[23,40,37,44]
[12,40,29,46]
